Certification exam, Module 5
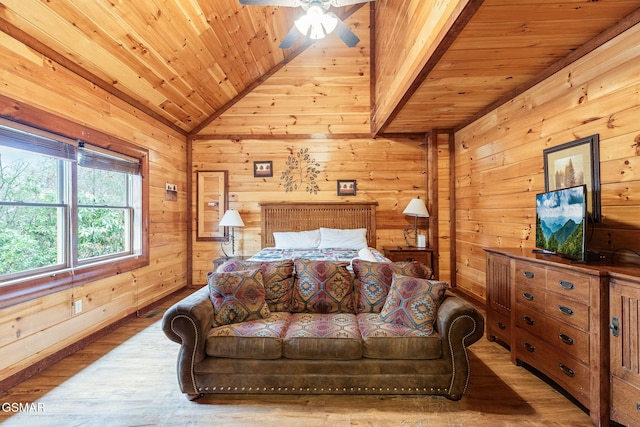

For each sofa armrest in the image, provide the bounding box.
[162,286,213,395]
[436,294,485,400]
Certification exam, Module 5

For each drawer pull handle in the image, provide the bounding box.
[558,280,575,290]
[558,305,574,316]
[522,292,535,301]
[559,363,575,378]
[497,321,506,330]
[523,271,535,279]
[610,317,620,337]
[559,333,574,345]
[524,342,535,353]
[636,403,640,412]
[523,316,535,326]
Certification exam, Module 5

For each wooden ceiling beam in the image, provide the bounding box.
[373,0,485,137]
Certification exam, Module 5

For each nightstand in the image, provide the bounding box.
[383,246,434,272]
[212,255,249,271]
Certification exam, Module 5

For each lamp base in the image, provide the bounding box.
[403,226,416,247]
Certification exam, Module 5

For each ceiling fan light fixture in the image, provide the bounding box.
[294,4,337,40]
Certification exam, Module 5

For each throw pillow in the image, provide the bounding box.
[216,259,294,312]
[317,227,368,249]
[208,268,271,326]
[352,259,433,313]
[380,274,448,333]
[291,259,354,313]
[273,229,320,249]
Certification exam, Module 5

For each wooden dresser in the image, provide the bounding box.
[608,270,640,426]
[484,248,611,426]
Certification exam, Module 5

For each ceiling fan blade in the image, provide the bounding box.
[279,25,303,49]
[334,18,360,47]
[239,0,302,6]
[330,0,374,7]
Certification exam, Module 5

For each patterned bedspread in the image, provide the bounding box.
[247,247,389,263]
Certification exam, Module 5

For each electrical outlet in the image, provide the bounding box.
[74,299,82,314]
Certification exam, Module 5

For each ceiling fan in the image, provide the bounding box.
[239,0,374,49]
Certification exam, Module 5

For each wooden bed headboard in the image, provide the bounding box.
[260,202,378,248]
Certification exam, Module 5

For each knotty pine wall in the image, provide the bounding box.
[0,33,187,384]
[454,23,640,302]
[191,136,428,285]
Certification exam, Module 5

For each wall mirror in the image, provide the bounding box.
[197,170,228,241]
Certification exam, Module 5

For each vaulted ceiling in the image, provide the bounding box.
[1,0,639,138]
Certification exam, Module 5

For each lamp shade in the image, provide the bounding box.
[402,198,430,218]
[219,209,245,227]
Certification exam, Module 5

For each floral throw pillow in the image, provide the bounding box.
[379,274,448,333]
[352,259,433,313]
[208,268,271,326]
[291,259,354,314]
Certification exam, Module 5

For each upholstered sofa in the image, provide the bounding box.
[162,258,484,401]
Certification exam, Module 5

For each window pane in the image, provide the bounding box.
[77,166,127,206]
[0,206,64,275]
[77,207,128,260]
[0,147,60,204]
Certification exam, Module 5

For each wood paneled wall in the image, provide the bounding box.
[454,23,640,302]
[0,33,187,384]
[191,136,427,285]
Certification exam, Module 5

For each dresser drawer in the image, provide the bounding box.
[515,262,546,288]
[611,376,640,426]
[546,267,590,303]
[487,309,511,345]
[515,303,589,364]
[545,292,589,331]
[515,330,589,407]
[515,282,546,313]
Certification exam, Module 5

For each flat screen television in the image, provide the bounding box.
[535,184,587,262]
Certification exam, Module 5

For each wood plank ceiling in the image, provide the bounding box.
[0,0,639,137]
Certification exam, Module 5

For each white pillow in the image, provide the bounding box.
[273,230,320,249]
[357,247,377,262]
[318,227,368,249]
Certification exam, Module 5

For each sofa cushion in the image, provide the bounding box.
[216,260,295,312]
[205,312,291,359]
[283,313,362,359]
[291,259,354,313]
[380,274,448,333]
[208,268,271,326]
[352,259,433,314]
[357,313,442,359]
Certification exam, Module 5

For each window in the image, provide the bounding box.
[0,118,148,308]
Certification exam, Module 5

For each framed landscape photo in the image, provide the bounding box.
[254,161,273,177]
[337,179,356,196]
[543,134,600,222]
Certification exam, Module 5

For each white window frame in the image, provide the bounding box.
[0,117,149,308]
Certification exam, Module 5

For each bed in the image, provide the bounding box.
[248,201,388,263]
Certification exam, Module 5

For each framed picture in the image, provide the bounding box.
[337,179,356,196]
[254,161,273,177]
[543,134,600,222]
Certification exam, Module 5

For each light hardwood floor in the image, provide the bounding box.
[0,288,594,426]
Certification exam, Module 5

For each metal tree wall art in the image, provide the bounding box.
[280,148,320,194]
